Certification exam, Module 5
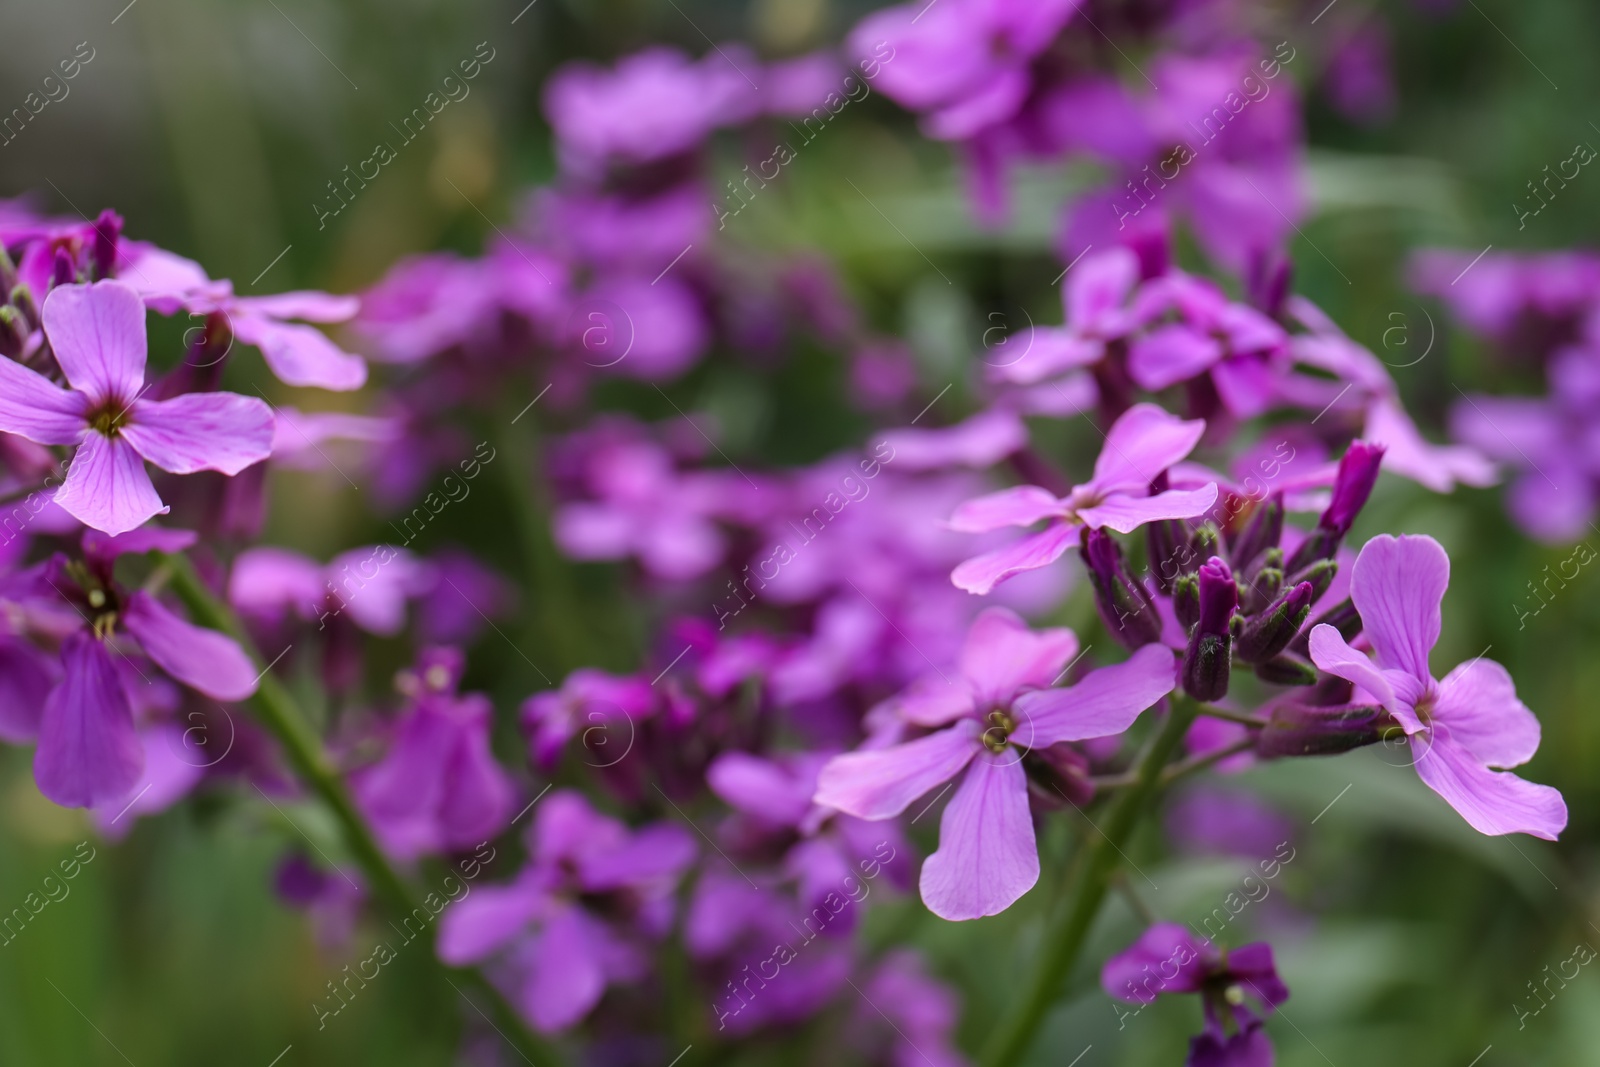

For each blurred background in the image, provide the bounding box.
[2,0,1600,1064]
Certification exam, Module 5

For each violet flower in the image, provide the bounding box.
[0,281,273,535]
[353,648,515,860]
[1308,534,1567,839]
[816,607,1175,919]
[1103,922,1288,1067]
[949,403,1218,594]
[436,790,695,1032]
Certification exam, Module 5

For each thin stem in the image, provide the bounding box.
[162,554,561,1064]
[1193,704,1268,727]
[980,695,1201,1067]
[1160,736,1257,785]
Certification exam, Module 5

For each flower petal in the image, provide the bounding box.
[521,906,610,1032]
[1076,485,1218,533]
[53,432,167,535]
[814,720,980,820]
[0,354,88,444]
[121,590,258,701]
[1088,402,1207,496]
[1433,657,1540,769]
[33,631,144,808]
[1306,623,1411,722]
[1016,643,1176,746]
[40,281,147,406]
[958,605,1079,707]
[707,751,815,825]
[919,755,1039,920]
[951,523,1077,595]
[123,392,274,475]
[436,881,542,964]
[947,485,1065,533]
[1127,324,1222,391]
[1412,734,1567,840]
[0,636,57,742]
[883,676,978,727]
[232,315,368,391]
[1349,533,1446,679]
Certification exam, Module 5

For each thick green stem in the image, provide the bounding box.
[162,554,561,1064]
[980,696,1201,1067]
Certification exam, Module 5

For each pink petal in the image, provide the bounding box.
[918,755,1039,920]
[123,392,274,475]
[521,906,610,1032]
[1015,643,1176,746]
[0,354,88,445]
[1307,624,1414,725]
[1076,485,1218,533]
[93,724,207,840]
[1412,734,1567,840]
[813,720,980,820]
[122,591,258,701]
[1210,356,1278,418]
[951,523,1077,595]
[232,315,367,391]
[885,676,978,727]
[948,485,1065,532]
[228,547,327,621]
[53,433,167,535]
[707,752,815,825]
[236,291,360,323]
[0,636,56,742]
[436,882,542,964]
[1089,403,1207,496]
[879,408,1028,471]
[994,329,1102,385]
[1127,324,1222,390]
[40,281,147,406]
[83,526,198,563]
[1366,396,1497,493]
[33,632,144,808]
[1433,658,1540,769]
[1350,534,1446,679]
[1066,246,1138,333]
[958,605,1079,707]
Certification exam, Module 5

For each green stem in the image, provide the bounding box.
[980,695,1201,1067]
[162,554,561,1064]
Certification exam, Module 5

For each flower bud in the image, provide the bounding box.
[1187,523,1220,567]
[1288,597,1359,657]
[52,248,76,288]
[0,306,25,360]
[1241,565,1282,615]
[1027,743,1095,807]
[1286,442,1384,572]
[1234,581,1314,663]
[9,285,38,330]
[1257,702,1395,758]
[91,209,122,282]
[1081,528,1162,650]
[1173,573,1200,631]
[1147,516,1188,593]
[1289,558,1337,603]
[1182,557,1236,701]
[1230,493,1284,573]
[1253,654,1318,686]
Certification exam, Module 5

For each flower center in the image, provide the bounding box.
[982,708,1016,753]
[87,402,130,437]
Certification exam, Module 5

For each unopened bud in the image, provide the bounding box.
[1253,655,1318,686]
[1235,581,1314,663]
[1230,493,1284,573]
[1081,528,1162,650]
[1174,573,1200,631]
[91,209,123,281]
[1182,557,1236,701]
[1257,702,1396,758]
[1288,597,1359,657]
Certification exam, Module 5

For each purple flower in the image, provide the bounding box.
[1102,923,1288,1067]
[26,528,258,808]
[949,403,1218,594]
[987,247,1140,387]
[1127,272,1288,418]
[1308,534,1567,839]
[353,648,516,860]
[120,244,367,390]
[815,607,1174,919]
[228,544,435,636]
[0,281,273,534]
[848,0,1080,141]
[520,669,656,770]
[436,790,695,1032]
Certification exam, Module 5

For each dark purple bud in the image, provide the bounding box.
[91,210,122,281]
[52,248,76,288]
[1288,597,1359,657]
[1081,528,1162,650]
[1182,557,1236,700]
[1241,564,1283,615]
[1322,441,1385,538]
[0,306,24,360]
[1253,654,1318,686]
[1187,523,1219,567]
[1229,493,1284,573]
[1293,558,1338,603]
[1027,743,1095,807]
[1173,573,1200,631]
[1234,581,1314,663]
[1247,246,1292,320]
[1257,702,1397,758]
[9,285,38,329]
[1127,227,1171,281]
